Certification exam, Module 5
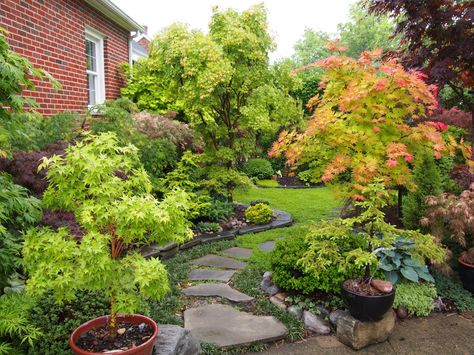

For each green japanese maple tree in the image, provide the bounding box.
[271,44,471,200]
[123,4,302,200]
[23,133,192,336]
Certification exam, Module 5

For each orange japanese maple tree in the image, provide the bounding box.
[270,42,471,200]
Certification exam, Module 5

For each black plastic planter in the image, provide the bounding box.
[342,280,395,322]
[459,258,474,294]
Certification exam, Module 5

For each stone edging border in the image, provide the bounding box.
[142,205,293,259]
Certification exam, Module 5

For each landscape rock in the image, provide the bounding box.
[371,279,393,293]
[261,271,280,296]
[336,310,395,350]
[183,283,253,303]
[155,324,201,355]
[329,309,346,326]
[303,311,331,334]
[396,305,408,320]
[314,305,330,319]
[270,296,287,310]
[191,254,247,270]
[287,305,303,320]
[184,304,288,348]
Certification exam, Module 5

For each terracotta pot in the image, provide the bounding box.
[342,280,396,322]
[69,314,158,355]
[459,257,474,294]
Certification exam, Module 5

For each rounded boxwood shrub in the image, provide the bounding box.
[272,221,364,294]
[271,235,320,294]
[243,158,274,180]
[245,203,273,225]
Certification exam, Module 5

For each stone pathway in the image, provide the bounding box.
[184,246,289,349]
[188,269,235,282]
[222,247,253,259]
[184,304,288,348]
[183,283,254,302]
[258,240,276,252]
[191,254,247,270]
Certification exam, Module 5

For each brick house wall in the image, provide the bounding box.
[0,0,131,115]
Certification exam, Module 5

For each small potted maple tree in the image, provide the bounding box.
[340,181,445,321]
[422,183,474,293]
[23,133,192,354]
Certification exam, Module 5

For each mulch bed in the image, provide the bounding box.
[75,321,153,353]
[344,278,386,296]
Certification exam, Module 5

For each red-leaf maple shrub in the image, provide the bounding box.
[0,141,67,196]
[430,107,473,140]
[422,183,474,266]
[270,44,471,199]
[367,0,474,134]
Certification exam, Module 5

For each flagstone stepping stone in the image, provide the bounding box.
[188,269,235,282]
[258,240,276,252]
[183,283,253,302]
[184,304,288,348]
[191,254,247,270]
[222,247,253,259]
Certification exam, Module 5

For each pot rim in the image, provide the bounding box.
[342,279,396,298]
[69,314,158,355]
[458,257,474,269]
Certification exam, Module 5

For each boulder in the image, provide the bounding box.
[303,311,331,334]
[329,309,346,326]
[287,305,303,320]
[155,324,201,355]
[261,271,280,296]
[336,310,395,350]
[270,296,287,310]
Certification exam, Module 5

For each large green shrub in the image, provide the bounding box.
[402,151,443,230]
[393,281,437,317]
[243,158,274,180]
[271,234,321,294]
[245,203,273,225]
[139,138,178,180]
[23,132,192,335]
[296,221,365,293]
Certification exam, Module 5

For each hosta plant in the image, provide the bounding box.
[377,238,435,284]
[23,132,192,337]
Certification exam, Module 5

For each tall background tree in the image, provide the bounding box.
[289,1,400,115]
[123,4,302,200]
[367,0,474,136]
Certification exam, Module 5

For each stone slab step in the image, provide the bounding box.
[189,269,235,282]
[258,240,276,252]
[191,254,247,270]
[221,247,253,259]
[184,304,288,348]
[183,283,253,303]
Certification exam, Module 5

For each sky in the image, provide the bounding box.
[113,0,357,61]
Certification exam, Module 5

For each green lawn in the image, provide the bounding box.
[234,186,339,224]
[234,186,340,268]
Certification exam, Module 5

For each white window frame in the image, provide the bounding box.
[85,27,105,108]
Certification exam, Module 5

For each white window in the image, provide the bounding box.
[85,28,105,106]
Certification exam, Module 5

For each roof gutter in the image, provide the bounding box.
[83,0,145,33]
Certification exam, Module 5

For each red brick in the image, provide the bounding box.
[0,0,131,115]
